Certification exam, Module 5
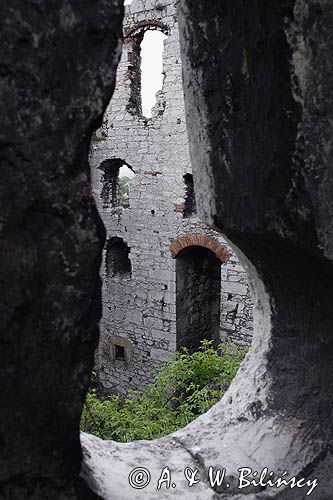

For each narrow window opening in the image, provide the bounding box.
[98,159,134,208]
[141,30,167,118]
[183,173,197,218]
[105,237,131,279]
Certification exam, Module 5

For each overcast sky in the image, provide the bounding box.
[124,0,166,118]
[119,165,134,179]
[140,31,166,117]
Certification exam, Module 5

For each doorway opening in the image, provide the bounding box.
[176,246,221,352]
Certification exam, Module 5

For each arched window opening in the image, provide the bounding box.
[105,237,131,279]
[141,30,167,118]
[176,246,221,352]
[183,173,197,218]
[98,159,134,208]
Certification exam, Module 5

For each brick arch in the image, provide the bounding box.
[170,234,230,263]
[124,20,169,39]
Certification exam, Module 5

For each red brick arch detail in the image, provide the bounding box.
[169,234,230,263]
[124,20,169,38]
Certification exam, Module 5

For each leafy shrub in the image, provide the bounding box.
[81,340,247,441]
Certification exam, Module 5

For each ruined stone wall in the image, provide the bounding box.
[90,0,253,394]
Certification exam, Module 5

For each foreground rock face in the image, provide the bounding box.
[179,0,333,488]
[0,1,122,498]
[81,1,333,499]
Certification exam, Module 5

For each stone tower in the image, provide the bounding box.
[90,0,253,394]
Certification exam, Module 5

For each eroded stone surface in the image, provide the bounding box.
[0,1,123,498]
[177,0,333,497]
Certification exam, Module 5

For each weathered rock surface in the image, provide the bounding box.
[181,0,333,496]
[0,1,123,498]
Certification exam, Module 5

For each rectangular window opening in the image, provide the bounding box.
[115,344,125,361]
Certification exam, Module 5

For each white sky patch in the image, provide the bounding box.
[141,30,167,118]
[124,0,132,4]
[119,165,134,178]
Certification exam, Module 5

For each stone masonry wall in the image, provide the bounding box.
[89,0,253,395]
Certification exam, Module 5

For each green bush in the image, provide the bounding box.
[81,340,247,442]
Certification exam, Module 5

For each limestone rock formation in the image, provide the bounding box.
[0,1,123,498]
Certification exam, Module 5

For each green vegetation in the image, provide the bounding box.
[119,176,130,206]
[81,340,246,442]
[120,176,130,196]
